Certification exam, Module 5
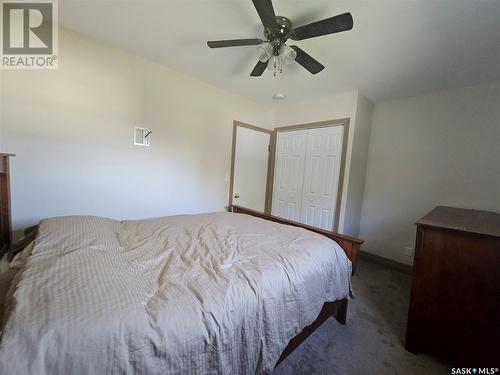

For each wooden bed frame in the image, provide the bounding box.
[230,205,363,367]
[0,153,15,256]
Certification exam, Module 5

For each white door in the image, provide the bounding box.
[300,126,344,230]
[271,129,308,221]
[272,125,344,230]
[232,125,271,212]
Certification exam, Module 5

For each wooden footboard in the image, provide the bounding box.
[231,205,363,368]
[231,205,363,274]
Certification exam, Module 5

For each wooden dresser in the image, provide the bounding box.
[405,206,500,365]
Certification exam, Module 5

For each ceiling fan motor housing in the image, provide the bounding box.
[265,16,292,53]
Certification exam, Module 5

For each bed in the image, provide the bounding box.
[0,205,362,374]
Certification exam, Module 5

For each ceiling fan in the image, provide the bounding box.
[207,0,353,77]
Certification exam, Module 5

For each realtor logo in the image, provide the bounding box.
[1,0,58,69]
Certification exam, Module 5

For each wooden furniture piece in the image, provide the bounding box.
[231,205,363,367]
[405,206,500,366]
[0,154,37,260]
[0,153,15,256]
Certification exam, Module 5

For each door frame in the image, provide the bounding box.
[269,118,350,231]
[229,121,274,213]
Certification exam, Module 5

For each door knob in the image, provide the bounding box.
[234,193,240,199]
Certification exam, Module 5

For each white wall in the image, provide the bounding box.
[360,81,500,265]
[344,93,373,237]
[0,29,274,233]
[273,91,373,236]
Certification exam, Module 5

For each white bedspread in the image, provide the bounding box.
[0,212,351,375]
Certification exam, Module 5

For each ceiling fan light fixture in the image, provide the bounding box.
[257,42,273,62]
[279,44,297,65]
[265,44,296,76]
[266,55,278,70]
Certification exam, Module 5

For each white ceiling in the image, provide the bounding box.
[59,0,500,104]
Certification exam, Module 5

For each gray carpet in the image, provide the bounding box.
[273,258,450,375]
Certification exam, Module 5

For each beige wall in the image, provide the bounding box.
[0,29,274,232]
[359,81,500,265]
[273,91,373,236]
[344,93,373,237]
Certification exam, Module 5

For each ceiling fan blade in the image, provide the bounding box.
[290,12,353,41]
[250,60,268,76]
[290,46,324,74]
[252,0,277,31]
[207,39,264,48]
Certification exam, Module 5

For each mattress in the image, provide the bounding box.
[0,212,351,374]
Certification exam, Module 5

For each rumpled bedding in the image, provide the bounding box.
[0,241,34,327]
[0,212,351,374]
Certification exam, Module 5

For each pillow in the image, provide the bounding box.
[10,241,34,267]
[0,255,9,274]
[0,256,17,326]
[0,241,34,327]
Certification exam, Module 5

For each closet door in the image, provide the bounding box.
[300,126,344,230]
[271,129,308,221]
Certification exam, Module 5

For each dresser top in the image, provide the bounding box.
[416,206,500,238]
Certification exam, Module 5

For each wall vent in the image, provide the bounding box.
[134,127,151,147]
